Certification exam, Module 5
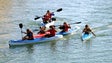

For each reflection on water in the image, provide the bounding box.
[26,45,34,54]
[50,41,57,52]
[82,40,92,50]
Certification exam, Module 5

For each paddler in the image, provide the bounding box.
[37,26,46,34]
[44,25,57,37]
[83,24,96,36]
[59,22,71,33]
[22,29,34,40]
[42,10,55,24]
[45,10,52,20]
[42,15,49,24]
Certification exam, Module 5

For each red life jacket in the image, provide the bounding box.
[46,12,52,19]
[43,15,49,21]
[63,25,69,32]
[47,29,57,36]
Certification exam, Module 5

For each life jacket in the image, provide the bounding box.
[27,32,34,40]
[47,29,57,36]
[38,30,45,34]
[46,12,52,19]
[63,25,69,32]
[42,15,49,21]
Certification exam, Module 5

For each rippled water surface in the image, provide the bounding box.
[0,0,112,63]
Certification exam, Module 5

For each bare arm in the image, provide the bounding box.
[91,32,96,36]
[82,29,85,33]
[21,31,27,34]
[90,29,96,37]
[89,28,96,36]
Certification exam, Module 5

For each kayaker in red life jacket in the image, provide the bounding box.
[59,22,71,33]
[37,26,46,34]
[22,29,34,40]
[42,15,49,24]
[83,24,96,36]
[42,10,54,24]
[44,25,57,37]
[45,10,52,19]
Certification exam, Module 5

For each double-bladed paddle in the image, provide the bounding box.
[69,22,81,25]
[55,22,81,27]
[19,23,23,39]
[34,8,63,20]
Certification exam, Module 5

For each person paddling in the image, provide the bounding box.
[42,10,54,23]
[45,10,52,20]
[37,26,46,34]
[59,22,71,33]
[22,29,34,40]
[42,15,49,24]
[44,25,57,37]
[82,24,96,36]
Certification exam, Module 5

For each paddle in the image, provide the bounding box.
[51,17,56,21]
[55,22,81,27]
[33,22,81,32]
[56,8,62,12]
[19,23,23,39]
[34,8,63,20]
[34,16,41,20]
[68,22,81,25]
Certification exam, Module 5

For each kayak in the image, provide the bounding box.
[81,33,93,41]
[57,26,80,36]
[9,35,63,46]
[33,32,50,38]
[41,21,55,28]
[33,34,46,38]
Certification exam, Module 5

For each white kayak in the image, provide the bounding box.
[57,26,80,36]
[81,33,93,41]
[9,35,63,46]
[33,21,55,31]
[41,21,55,28]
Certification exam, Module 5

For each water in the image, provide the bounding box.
[0,0,112,63]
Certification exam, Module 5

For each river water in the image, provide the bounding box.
[0,0,112,63]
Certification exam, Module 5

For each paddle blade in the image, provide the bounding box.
[71,22,81,24]
[51,18,56,21]
[75,22,81,24]
[59,26,64,29]
[19,23,23,29]
[56,8,62,12]
[34,16,40,20]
